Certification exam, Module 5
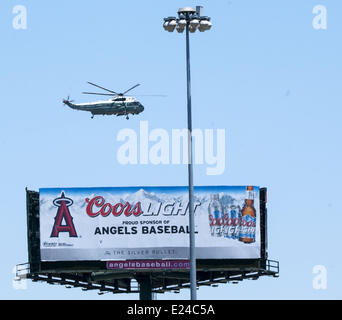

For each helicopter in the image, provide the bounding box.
[63,82,147,120]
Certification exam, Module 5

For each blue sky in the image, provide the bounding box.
[0,0,341,299]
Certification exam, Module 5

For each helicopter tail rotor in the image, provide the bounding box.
[63,95,74,105]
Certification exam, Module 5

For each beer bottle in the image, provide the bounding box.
[239,186,256,243]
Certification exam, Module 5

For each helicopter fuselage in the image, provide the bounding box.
[63,96,144,117]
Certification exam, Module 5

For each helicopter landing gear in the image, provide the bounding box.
[124,103,129,120]
[91,115,94,119]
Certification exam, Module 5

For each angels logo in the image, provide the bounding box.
[50,192,77,237]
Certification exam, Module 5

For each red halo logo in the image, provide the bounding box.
[50,192,77,238]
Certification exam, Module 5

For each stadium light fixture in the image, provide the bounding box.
[163,17,177,32]
[198,17,212,32]
[176,19,187,33]
[163,6,212,301]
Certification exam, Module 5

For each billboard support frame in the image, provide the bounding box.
[137,275,153,300]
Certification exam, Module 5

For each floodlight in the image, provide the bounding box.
[206,20,212,31]
[176,23,185,33]
[163,21,169,31]
[189,17,199,33]
[168,19,177,32]
[198,17,212,32]
[178,19,187,27]
[163,17,177,32]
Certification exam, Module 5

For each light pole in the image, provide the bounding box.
[163,6,212,300]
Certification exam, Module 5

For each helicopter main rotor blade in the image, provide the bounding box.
[82,92,116,96]
[122,83,140,95]
[133,94,167,97]
[87,82,118,94]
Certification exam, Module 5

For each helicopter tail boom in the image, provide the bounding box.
[62,99,79,110]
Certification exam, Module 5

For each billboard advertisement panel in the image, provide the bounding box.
[39,186,261,261]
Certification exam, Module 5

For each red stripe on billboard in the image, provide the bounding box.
[106,260,190,270]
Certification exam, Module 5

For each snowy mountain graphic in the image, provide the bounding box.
[219,194,235,206]
[124,188,212,205]
[123,188,167,204]
[40,188,247,217]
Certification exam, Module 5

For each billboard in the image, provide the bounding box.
[39,186,261,261]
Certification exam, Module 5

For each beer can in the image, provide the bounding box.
[208,194,224,237]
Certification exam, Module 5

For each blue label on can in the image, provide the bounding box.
[239,215,256,241]
[213,210,221,219]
